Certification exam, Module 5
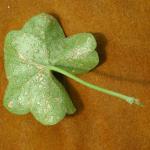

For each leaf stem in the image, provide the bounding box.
[48,66,143,106]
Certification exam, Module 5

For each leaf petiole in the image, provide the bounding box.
[48,66,143,106]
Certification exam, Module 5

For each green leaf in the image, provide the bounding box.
[4,13,99,125]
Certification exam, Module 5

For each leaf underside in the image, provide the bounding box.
[4,13,99,125]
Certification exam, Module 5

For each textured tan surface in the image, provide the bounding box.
[0,0,150,150]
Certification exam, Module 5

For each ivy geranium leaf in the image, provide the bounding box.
[3,13,99,125]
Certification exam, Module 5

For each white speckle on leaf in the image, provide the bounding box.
[55,97,62,103]
[43,108,47,113]
[19,100,24,105]
[18,53,26,62]
[36,76,39,80]
[47,104,51,109]
[34,48,38,52]
[8,101,13,108]
[18,97,22,101]
[48,116,54,122]
[24,92,27,96]
[7,5,10,9]
[37,101,40,105]
[38,84,42,88]
[39,77,43,81]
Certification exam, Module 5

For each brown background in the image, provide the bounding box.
[0,0,150,150]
